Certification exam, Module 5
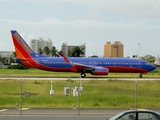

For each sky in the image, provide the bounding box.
[0,0,160,57]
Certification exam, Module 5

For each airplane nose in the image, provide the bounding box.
[151,64,156,71]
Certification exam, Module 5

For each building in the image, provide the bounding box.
[30,37,53,53]
[61,42,86,57]
[104,41,123,58]
[0,51,14,58]
[155,56,160,66]
[0,51,15,67]
[154,56,160,71]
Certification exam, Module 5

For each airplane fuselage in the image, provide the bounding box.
[23,56,155,74]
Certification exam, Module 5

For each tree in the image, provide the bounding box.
[1,57,8,65]
[43,46,50,56]
[140,55,155,64]
[68,50,72,57]
[12,52,16,57]
[50,46,57,57]
[38,48,43,55]
[0,55,2,60]
[91,55,98,58]
[71,46,85,57]
[57,50,63,57]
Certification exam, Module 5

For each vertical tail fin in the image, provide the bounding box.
[11,30,35,59]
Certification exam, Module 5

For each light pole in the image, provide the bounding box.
[135,78,137,110]
[20,77,22,115]
[78,77,80,116]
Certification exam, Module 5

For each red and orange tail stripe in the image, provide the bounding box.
[11,30,36,68]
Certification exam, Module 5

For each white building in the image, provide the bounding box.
[30,38,53,53]
[154,56,160,66]
[0,51,14,58]
[0,51,15,67]
[154,56,160,71]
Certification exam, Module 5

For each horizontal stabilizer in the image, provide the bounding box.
[16,57,27,61]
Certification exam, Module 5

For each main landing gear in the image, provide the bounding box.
[80,72,86,78]
[139,73,143,78]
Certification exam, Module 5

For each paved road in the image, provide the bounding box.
[0,108,126,116]
[0,108,160,120]
[0,108,124,120]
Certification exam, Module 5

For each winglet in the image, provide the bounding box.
[61,54,70,63]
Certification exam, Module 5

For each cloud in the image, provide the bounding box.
[78,0,160,19]
[44,0,160,19]
[5,0,160,20]
[1,17,157,30]
[1,0,160,57]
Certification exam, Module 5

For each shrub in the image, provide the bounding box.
[8,64,29,69]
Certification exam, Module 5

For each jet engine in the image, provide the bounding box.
[91,68,109,75]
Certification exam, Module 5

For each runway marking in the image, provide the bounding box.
[17,108,30,110]
[0,109,8,112]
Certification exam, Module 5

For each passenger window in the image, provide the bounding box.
[119,112,136,120]
[138,113,158,120]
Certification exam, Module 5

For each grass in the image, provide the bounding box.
[0,79,160,109]
[0,68,160,78]
[0,68,160,109]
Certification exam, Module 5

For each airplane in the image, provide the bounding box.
[11,30,156,78]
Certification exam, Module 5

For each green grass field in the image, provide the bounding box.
[0,68,160,78]
[0,79,160,109]
[0,68,160,109]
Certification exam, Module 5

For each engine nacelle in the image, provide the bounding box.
[91,68,109,75]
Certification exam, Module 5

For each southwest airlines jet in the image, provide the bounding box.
[11,30,156,78]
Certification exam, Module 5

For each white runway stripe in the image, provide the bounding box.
[0,109,8,112]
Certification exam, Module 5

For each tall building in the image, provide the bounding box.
[104,41,123,58]
[61,42,86,57]
[30,38,53,53]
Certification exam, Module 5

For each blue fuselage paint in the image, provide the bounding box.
[32,56,156,73]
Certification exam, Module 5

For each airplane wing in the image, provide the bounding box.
[62,54,97,69]
[61,54,109,76]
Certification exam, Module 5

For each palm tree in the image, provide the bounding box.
[58,50,63,57]
[68,50,72,57]
[38,48,43,55]
[43,46,50,56]
[50,46,57,57]
[72,46,85,57]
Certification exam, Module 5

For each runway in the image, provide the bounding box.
[0,77,160,81]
